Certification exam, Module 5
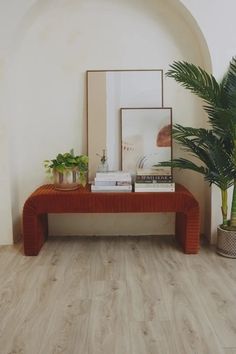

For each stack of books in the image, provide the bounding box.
[134,167,175,192]
[91,171,132,192]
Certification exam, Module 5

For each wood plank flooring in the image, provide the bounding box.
[0,235,236,354]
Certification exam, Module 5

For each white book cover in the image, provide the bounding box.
[96,171,131,178]
[95,176,132,182]
[94,180,117,186]
[91,190,132,193]
[135,182,175,188]
[91,184,132,192]
[134,188,175,192]
[95,180,132,186]
[136,167,171,176]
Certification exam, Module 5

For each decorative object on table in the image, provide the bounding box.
[121,108,172,175]
[91,171,132,192]
[134,182,175,192]
[96,149,109,172]
[44,149,88,190]
[159,58,236,257]
[87,69,163,180]
[136,167,173,183]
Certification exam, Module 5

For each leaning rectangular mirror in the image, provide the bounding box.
[87,69,163,181]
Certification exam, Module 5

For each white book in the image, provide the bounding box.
[136,167,171,176]
[135,182,175,189]
[94,180,117,186]
[91,184,132,192]
[95,180,132,186]
[95,176,132,182]
[135,188,175,192]
[134,183,175,192]
[91,189,132,193]
[96,171,131,179]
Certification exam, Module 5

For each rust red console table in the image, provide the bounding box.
[23,184,200,256]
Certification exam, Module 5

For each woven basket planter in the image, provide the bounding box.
[217,226,236,258]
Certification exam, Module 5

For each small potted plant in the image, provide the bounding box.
[44,149,89,190]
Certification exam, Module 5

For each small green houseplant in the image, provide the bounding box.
[44,149,89,190]
[159,57,236,257]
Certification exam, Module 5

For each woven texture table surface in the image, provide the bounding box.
[23,183,200,255]
[23,183,199,214]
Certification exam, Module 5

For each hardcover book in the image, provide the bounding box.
[134,182,175,192]
[96,171,131,178]
[135,182,175,188]
[135,175,173,182]
[91,184,132,192]
[95,171,132,182]
[136,167,172,176]
[94,180,132,186]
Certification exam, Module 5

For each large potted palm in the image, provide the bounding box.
[160,57,236,257]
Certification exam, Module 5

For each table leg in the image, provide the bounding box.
[23,213,48,256]
[175,210,200,254]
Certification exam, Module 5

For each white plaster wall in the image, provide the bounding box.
[0,8,14,244]
[0,0,211,240]
[0,125,13,244]
[181,0,236,77]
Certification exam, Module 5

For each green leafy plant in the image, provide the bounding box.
[44,149,89,186]
[159,58,236,229]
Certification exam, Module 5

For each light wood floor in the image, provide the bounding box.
[1,236,236,354]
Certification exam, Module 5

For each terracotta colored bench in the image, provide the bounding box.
[23,184,200,256]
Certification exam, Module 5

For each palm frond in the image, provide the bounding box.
[166,61,221,106]
[172,125,218,148]
[159,158,206,174]
[159,124,235,189]
[158,158,232,190]
[204,105,236,125]
[166,59,236,140]
[173,121,234,157]
[172,125,224,164]
[224,57,236,107]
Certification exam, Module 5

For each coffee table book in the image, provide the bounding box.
[91,184,132,192]
[136,167,173,183]
[134,182,175,192]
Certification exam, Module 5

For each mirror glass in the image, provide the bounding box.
[87,70,163,180]
[121,107,172,175]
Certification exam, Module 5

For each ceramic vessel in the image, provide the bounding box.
[53,168,80,190]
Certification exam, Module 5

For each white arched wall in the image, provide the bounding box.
[0,0,212,244]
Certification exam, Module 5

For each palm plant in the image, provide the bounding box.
[159,58,236,229]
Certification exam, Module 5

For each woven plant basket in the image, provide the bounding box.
[217,226,236,258]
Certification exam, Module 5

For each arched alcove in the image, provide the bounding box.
[0,0,212,243]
